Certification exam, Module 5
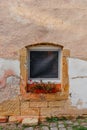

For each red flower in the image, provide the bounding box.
[27,82,61,93]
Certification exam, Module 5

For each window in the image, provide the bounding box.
[30,51,58,78]
[27,46,61,82]
[20,44,69,99]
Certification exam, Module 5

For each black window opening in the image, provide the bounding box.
[28,51,59,79]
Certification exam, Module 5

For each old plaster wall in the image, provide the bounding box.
[0,57,87,119]
[0,0,87,60]
[0,58,20,103]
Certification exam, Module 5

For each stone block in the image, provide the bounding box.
[0,97,20,116]
[51,108,63,116]
[50,127,58,130]
[22,93,44,101]
[24,127,33,130]
[59,128,66,130]
[21,108,39,116]
[9,116,22,123]
[30,101,48,108]
[40,108,52,117]
[55,93,68,100]
[50,122,57,127]
[48,101,65,107]
[63,49,70,57]
[21,101,29,111]
[45,94,56,101]
[41,107,71,117]
[0,116,8,123]
[9,116,39,123]
[40,107,66,117]
[22,117,38,126]
[62,57,69,92]
[39,116,47,122]
[41,126,49,130]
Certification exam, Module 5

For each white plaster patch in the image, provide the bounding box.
[69,58,87,78]
[0,58,20,77]
[69,58,87,109]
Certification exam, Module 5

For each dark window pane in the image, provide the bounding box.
[29,51,59,78]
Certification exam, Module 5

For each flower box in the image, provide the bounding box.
[27,81,61,94]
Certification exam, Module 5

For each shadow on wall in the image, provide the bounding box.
[68,58,87,109]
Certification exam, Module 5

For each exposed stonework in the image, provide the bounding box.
[19,44,69,102]
[62,49,70,95]
[0,57,86,121]
[0,0,87,123]
[0,45,87,121]
[21,107,39,117]
[48,101,66,107]
[0,96,20,116]
[0,95,87,122]
[30,101,48,108]
[9,116,21,123]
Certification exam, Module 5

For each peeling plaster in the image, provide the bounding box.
[0,58,20,103]
[0,69,15,89]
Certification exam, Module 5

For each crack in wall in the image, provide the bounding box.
[71,76,87,79]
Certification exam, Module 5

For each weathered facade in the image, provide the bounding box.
[20,43,69,100]
[0,42,87,123]
[0,0,87,123]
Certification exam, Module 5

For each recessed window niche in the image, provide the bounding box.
[20,43,70,100]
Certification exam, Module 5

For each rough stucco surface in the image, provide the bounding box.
[0,0,87,60]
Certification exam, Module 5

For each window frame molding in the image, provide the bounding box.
[20,43,70,100]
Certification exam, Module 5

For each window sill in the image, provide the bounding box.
[21,92,68,101]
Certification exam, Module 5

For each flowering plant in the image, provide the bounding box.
[27,80,61,94]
